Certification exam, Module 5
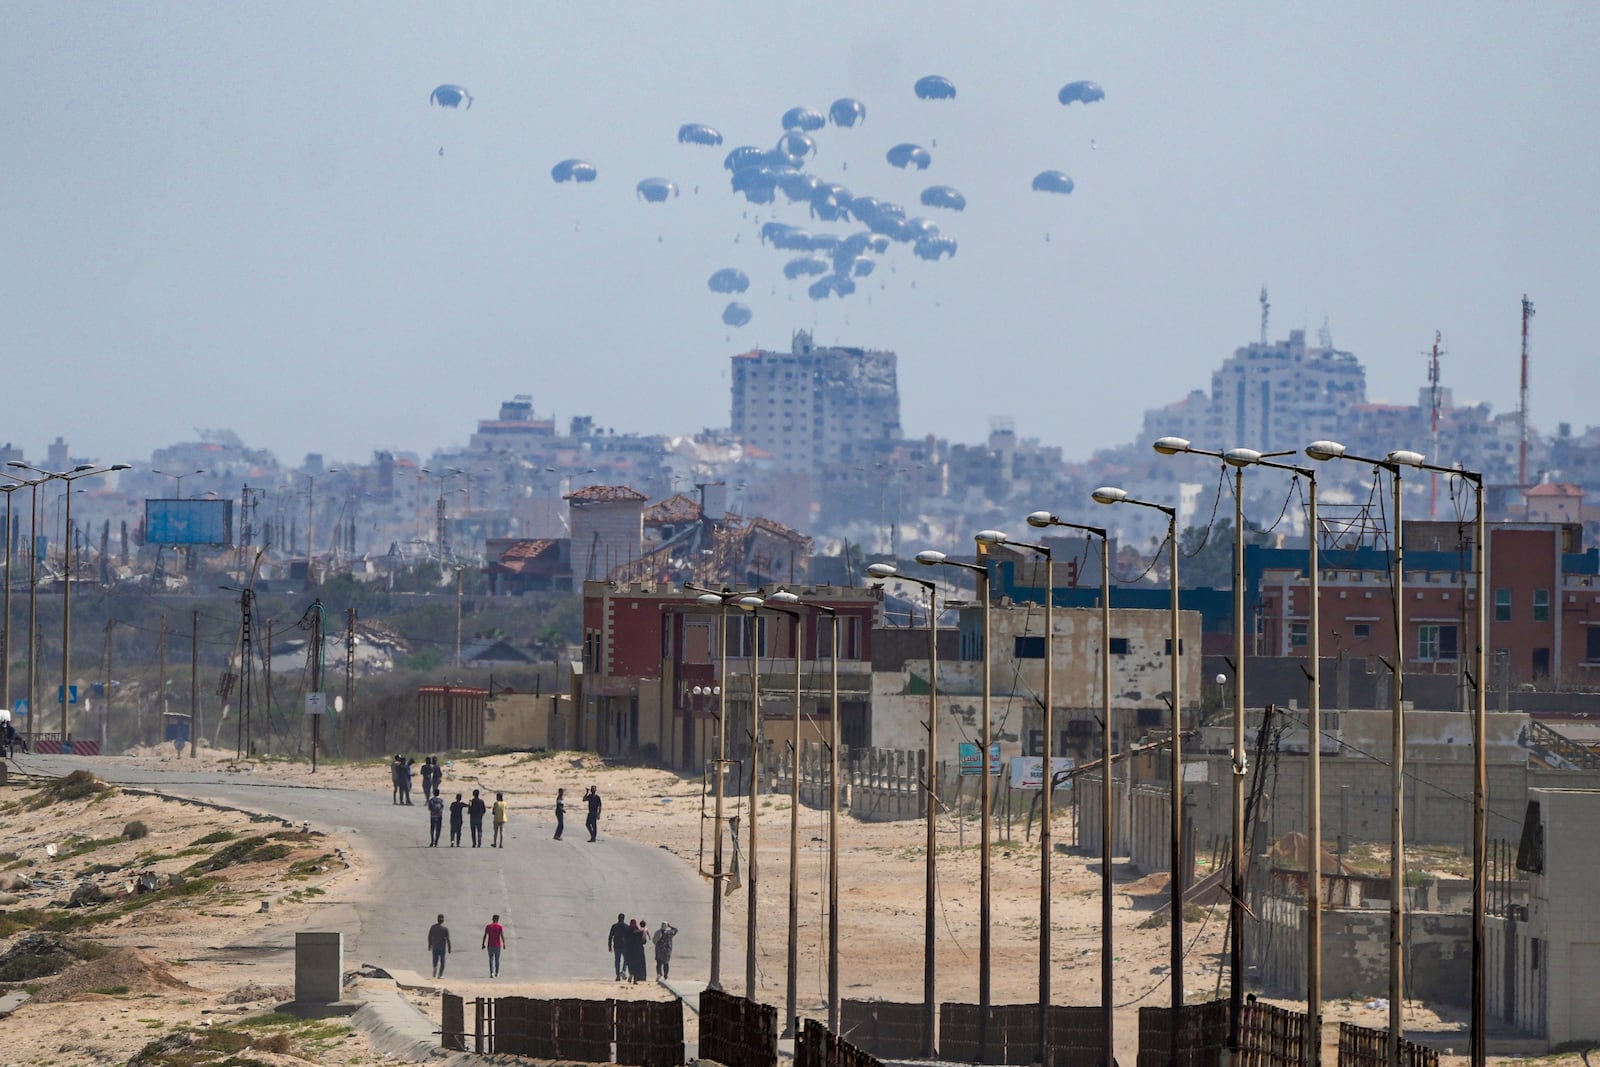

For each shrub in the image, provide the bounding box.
[123,820,149,840]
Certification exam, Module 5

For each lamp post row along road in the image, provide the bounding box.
[9,461,130,744]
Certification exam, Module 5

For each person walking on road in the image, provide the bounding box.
[427,788,445,847]
[402,758,417,805]
[482,914,506,977]
[391,755,404,804]
[652,921,678,979]
[428,914,452,978]
[553,787,566,840]
[624,919,648,983]
[607,913,631,981]
[468,789,487,847]
[491,792,509,848]
[448,792,467,847]
[419,756,435,800]
[584,785,602,842]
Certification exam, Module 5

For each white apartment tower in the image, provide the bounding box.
[1144,329,1366,451]
[729,330,901,473]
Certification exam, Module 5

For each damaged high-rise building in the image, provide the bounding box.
[730,330,901,475]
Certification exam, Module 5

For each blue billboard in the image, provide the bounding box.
[146,499,233,546]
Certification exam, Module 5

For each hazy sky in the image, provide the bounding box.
[7,3,1597,468]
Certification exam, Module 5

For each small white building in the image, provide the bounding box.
[1487,787,1600,1044]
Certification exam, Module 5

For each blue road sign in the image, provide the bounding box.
[56,685,78,705]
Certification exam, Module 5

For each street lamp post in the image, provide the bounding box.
[866,563,941,1057]
[734,593,767,1001]
[1092,486,1185,1062]
[917,532,1004,1062]
[769,590,842,1031]
[686,583,762,993]
[760,594,807,1038]
[1376,453,1488,1067]
[1306,441,1421,1067]
[1152,437,1296,1056]
[1026,512,1114,1067]
[152,468,204,497]
[0,480,38,722]
[10,462,130,743]
[977,530,1057,1057]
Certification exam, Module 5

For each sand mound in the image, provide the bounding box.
[31,945,196,1002]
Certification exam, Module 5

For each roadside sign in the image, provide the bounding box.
[305,692,327,716]
[56,685,78,705]
[958,742,1002,776]
[1010,756,1075,790]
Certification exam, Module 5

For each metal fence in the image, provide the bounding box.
[1337,1022,1439,1067]
[1137,999,1229,1067]
[700,988,778,1067]
[795,1017,885,1067]
[1239,1001,1308,1067]
[839,1000,926,1059]
[439,994,682,1065]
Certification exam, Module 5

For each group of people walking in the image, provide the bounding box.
[391,754,445,805]
[426,788,508,848]
[607,913,677,983]
[426,912,509,979]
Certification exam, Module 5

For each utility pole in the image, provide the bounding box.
[345,607,356,751]
[309,601,325,772]
[102,619,114,753]
[1518,295,1535,489]
[189,609,199,759]
[157,615,167,746]
[455,567,465,667]
[264,619,273,756]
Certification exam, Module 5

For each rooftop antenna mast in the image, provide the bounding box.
[1259,286,1270,345]
[1518,295,1535,487]
[1427,332,1445,518]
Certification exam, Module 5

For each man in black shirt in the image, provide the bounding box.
[606,912,630,981]
[427,913,451,978]
[448,792,467,847]
[585,785,602,842]
[468,789,488,848]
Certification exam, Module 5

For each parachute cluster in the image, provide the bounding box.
[430,75,1104,331]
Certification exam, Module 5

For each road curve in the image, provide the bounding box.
[12,755,712,986]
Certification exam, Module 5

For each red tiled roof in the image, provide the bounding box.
[644,494,702,525]
[1525,482,1583,497]
[499,539,559,562]
[564,485,648,503]
[747,515,810,544]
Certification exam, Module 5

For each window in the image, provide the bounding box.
[1108,638,1130,655]
[1586,628,1600,663]
[1353,623,1371,639]
[1495,589,1512,622]
[1289,622,1308,648]
[1417,624,1458,662]
[1163,639,1186,655]
[1533,589,1550,622]
[1014,636,1046,659]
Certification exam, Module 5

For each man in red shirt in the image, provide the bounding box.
[481,914,507,978]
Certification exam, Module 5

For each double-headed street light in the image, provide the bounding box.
[733,592,770,1001]
[685,583,761,992]
[866,562,941,1056]
[1091,486,1186,1055]
[758,592,808,1038]
[9,461,130,743]
[976,529,1058,1055]
[1153,437,1297,1058]
[1305,441,1421,1067]
[152,468,205,497]
[1366,451,1488,1067]
[917,532,1004,1063]
[768,589,842,1032]
[1025,511,1114,1067]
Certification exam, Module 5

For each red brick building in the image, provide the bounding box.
[579,580,876,768]
[1252,522,1599,686]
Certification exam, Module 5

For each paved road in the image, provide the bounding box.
[12,755,711,986]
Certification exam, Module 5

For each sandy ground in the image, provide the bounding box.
[0,744,1578,1066]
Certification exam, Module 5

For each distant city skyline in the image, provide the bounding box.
[8,4,1597,466]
